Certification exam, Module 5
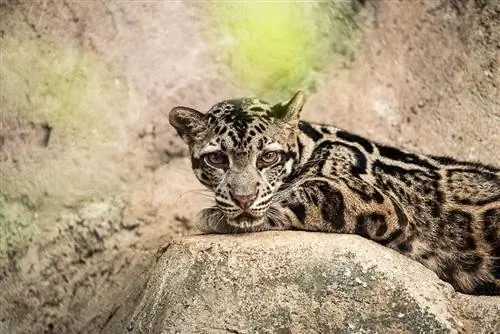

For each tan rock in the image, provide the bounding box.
[104,232,500,333]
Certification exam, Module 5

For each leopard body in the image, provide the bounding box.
[169,92,500,295]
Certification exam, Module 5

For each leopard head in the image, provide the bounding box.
[169,91,305,228]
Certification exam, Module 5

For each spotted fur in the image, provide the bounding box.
[169,91,500,295]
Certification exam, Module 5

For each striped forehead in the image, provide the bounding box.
[201,97,280,153]
[209,121,274,152]
[206,98,272,121]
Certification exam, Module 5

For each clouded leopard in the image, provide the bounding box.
[169,91,500,295]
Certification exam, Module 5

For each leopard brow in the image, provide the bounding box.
[200,145,223,155]
[263,143,284,152]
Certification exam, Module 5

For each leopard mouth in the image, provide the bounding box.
[227,212,265,228]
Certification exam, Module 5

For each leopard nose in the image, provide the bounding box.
[231,192,257,210]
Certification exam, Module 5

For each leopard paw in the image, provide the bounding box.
[193,208,234,234]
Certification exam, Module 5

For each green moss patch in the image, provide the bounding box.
[0,37,139,234]
[1,38,132,143]
[203,1,361,101]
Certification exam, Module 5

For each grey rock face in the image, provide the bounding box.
[104,232,499,333]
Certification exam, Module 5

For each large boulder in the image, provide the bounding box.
[103,232,500,333]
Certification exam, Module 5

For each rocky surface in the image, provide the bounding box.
[103,232,500,333]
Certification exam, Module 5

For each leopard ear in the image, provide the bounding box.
[169,106,207,144]
[271,91,306,126]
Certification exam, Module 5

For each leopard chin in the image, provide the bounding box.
[227,213,265,229]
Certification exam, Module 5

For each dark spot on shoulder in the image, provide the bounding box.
[292,180,346,230]
[483,208,499,257]
[336,130,374,153]
[316,181,346,230]
[267,215,278,227]
[492,259,500,279]
[298,121,323,141]
[373,190,385,204]
[427,199,442,218]
[377,144,436,169]
[419,250,436,261]
[372,160,440,181]
[355,212,387,238]
[321,140,368,176]
[441,210,476,250]
[289,202,307,223]
[379,198,408,246]
[430,155,500,173]
[440,260,458,283]
[448,210,473,224]
[320,126,332,134]
[459,253,483,272]
[396,241,412,253]
[376,221,388,237]
[343,179,385,204]
[471,281,499,296]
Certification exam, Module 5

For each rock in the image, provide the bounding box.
[103,232,500,333]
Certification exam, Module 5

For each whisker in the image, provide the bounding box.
[177,189,213,200]
[271,181,305,204]
[172,189,215,210]
[258,170,273,189]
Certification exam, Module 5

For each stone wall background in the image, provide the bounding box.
[0,1,499,333]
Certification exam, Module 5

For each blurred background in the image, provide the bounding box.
[0,1,499,332]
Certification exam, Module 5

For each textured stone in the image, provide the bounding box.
[104,232,499,333]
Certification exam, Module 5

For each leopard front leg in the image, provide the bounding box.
[193,207,276,234]
[195,207,294,234]
[275,179,351,232]
[193,207,238,234]
[277,178,410,241]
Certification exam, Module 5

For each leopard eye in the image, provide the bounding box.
[258,151,279,167]
[205,151,229,168]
